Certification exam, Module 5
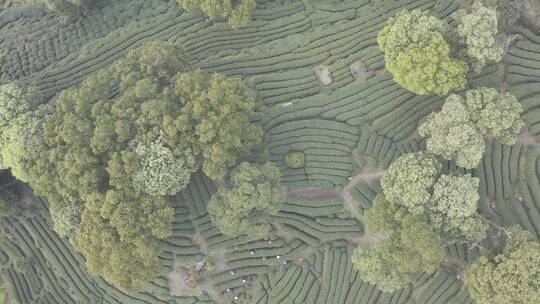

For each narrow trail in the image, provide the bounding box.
[341,169,385,224]
[440,259,465,281]
[167,200,228,304]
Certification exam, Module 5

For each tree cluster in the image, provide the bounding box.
[381,151,488,244]
[0,40,261,291]
[419,87,523,168]
[207,162,287,240]
[354,151,489,292]
[178,0,256,28]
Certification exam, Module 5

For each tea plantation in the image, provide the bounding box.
[0,0,539,303]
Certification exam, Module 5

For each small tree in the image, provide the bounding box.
[50,203,83,239]
[464,227,540,304]
[377,9,468,95]
[381,151,441,214]
[132,136,197,196]
[455,2,505,71]
[207,162,287,239]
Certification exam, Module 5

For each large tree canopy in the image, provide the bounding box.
[377,9,468,95]
[455,2,504,71]
[352,195,444,292]
[207,162,287,239]
[178,0,256,28]
[6,40,262,291]
[381,151,441,214]
[419,94,485,169]
[428,174,488,243]
[464,227,540,304]
[419,88,523,168]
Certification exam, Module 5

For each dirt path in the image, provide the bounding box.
[440,259,465,281]
[167,201,230,304]
[341,169,385,223]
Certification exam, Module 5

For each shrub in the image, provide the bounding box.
[284,151,304,169]
[377,9,468,95]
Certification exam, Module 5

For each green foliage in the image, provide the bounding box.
[377,9,468,95]
[0,103,53,183]
[381,151,441,214]
[429,174,488,243]
[463,87,524,144]
[352,195,445,292]
[207,162,287,239]
[175,70,262,180]
[419,95,485,169]
[132,136,196,196]
[72,207,166,291]
[464,227,540,304]
[419,88,523,168]
[0,82,35,127]
[455,2,504,71]
[177,0,256,28]
[16,41,260,290]
[50,203,82,239]
[283,151,304,169]
[40,0,96,17]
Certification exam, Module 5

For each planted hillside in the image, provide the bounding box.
[0,0,538,303]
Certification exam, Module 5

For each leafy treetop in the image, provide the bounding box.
[419,87,523,168]
[377,9,468,95]
[428,174,488,243]
[455,2,504,71]
[419,94,485,169]
[381,151,441,214]
[464,227,540,304]
[178,0,256,28]
[352,195,445,292]
[207,162,287,240]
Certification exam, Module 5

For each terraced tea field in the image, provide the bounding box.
[0,0,539,303]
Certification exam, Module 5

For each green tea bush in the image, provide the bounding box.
[284,151,304,168]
